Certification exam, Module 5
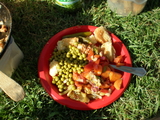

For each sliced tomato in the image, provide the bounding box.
[72,72,79,81]
[99,89,109,93]
[84,84,92,89]
[87,49,94,61]
[84,61,95,73]
[113,55,125,67]
[110,85,115,92]
[100,79,111,89]
[93,55,100,64]
[102,63,111,72]
[100,56,109,68]
[79,73,87,84]
[116,62,125,67]
[100,83,110,89]
[93,64,102,76]
[93,54,100,59]
[95,58,100,64]
[82,71,89,78]
[82,71,90,80]
[114,55,124,64]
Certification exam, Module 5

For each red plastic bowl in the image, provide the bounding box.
[38,25,132,110]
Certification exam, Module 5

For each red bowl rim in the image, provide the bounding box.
[38,25,132,110]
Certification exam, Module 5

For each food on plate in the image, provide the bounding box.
[57,37,79,50]
[49,26,125,103]
[101,41,116,62]
[94,26,112,43]
[63,31,92,39]
[0,25,7,32]
[113,55,125,66]
[0,21,8,52]
[108,71,122,82]
[113,78,122,90]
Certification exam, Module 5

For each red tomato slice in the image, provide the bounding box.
[79,74,87,84]
[87,49,94,61]
[99,89,109,93]
[114,55,124,64]
[72,72,79,81]
[82,71,90,80]
[84,61,95,73]
[100,57,109,66]
[110,85,115,92]
[93,55,100,64]
[95,58,100,64]
[94,64,102,76]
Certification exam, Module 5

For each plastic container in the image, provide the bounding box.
[0,36,23,93]
[107,0,147,16]
[0,36,23,77]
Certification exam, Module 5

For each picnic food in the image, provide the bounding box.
[49,26,124,103]
[0,21,8,52]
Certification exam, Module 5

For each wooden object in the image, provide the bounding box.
[0,71,25,101]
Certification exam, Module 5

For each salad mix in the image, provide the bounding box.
[49,26,125,103]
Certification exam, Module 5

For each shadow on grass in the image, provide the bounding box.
[144,0,160,12]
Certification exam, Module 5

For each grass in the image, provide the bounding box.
[0,0,160,119]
